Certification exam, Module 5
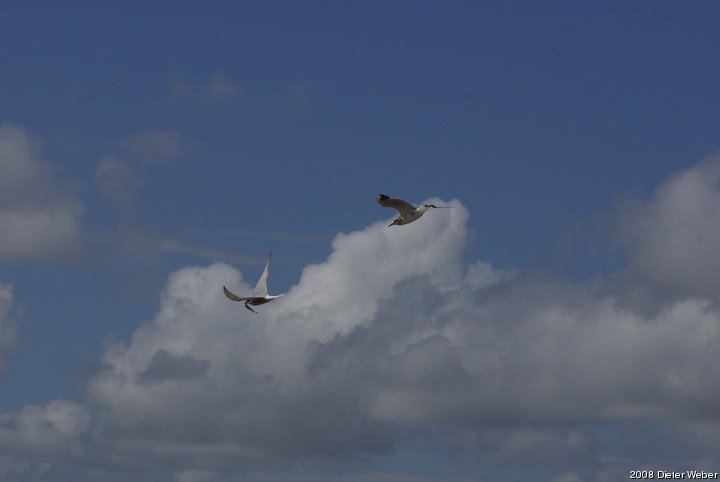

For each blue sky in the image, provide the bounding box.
[1,2,720,481]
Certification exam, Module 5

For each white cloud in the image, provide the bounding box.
[4,157,720,479]
[614,154,720,307]
[83,200,472,462]
[80,194,720,475]
[274,198,469,339]
[0,125,82,259]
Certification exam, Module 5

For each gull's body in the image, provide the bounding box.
[223,253,284,313]
[377,194,452,226]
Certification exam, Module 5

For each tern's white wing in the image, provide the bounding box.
[223,286,251,302]
[254,253,271,297]
[377,194,416,217]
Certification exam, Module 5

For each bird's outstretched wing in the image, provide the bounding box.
[377,194,416,217]
[223,286,251,302]
[254,252,271,297]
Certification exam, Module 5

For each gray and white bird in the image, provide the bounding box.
[222,253,284,313]
[377,194,452,226]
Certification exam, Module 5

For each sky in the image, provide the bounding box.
[1,1,720,481]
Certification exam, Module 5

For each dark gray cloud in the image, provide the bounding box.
[138,350,210,383]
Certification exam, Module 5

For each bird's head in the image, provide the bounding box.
[389,217,403,227]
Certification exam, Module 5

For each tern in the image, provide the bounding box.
[377,194,453,226]
[222,253,284,313]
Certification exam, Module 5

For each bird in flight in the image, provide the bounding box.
[377,194,453,226]
[222,253,285,313]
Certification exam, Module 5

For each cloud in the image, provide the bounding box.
[163,72,241,106]
[0,125,83,259]
[83,200,470,463]
[4,157,720,479]
[549,473,584,482]
[94,155,258,265]
[156,237,260,265]
[204,227,332,245]
[78,193,720,474]
[123,130,183,161]
[0,284,15,373]
[95,155,145,207]
[613,154,720,309]
[138,349,210,383]
[0,401,89,457]
[172,473,485,482]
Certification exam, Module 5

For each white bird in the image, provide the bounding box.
[377,194,453,226]
[222,253,285,313]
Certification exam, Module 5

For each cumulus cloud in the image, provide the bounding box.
[80,201,470,464]
[614,154,720,309]
[0,125,83,259]
[78,192,720,475]
[4,156,720,480]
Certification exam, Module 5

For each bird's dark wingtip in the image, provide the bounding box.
[377,194,390,204]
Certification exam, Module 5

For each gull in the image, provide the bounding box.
[222,253,285,313]
[377,194,453,226]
